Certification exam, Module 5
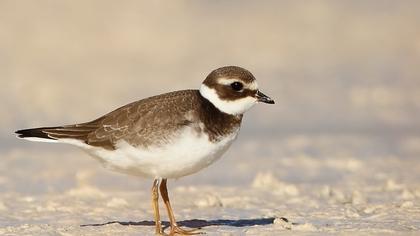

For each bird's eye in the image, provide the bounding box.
[230,82,243,91]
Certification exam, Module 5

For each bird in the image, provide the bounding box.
[15,66,274,235]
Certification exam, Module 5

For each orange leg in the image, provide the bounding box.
[152,179,163,235]
[159,179,202,235]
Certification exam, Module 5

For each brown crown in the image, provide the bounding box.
[202,66,257,101]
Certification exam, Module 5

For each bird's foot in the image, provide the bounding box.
[168,225,203,235]
[155,228,164,236]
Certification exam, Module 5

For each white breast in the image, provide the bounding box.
[80,126,240,179]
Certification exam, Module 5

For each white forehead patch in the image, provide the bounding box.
[217,77,259,91]
[199,84,258,115]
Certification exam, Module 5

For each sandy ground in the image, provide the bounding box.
[1,134,419,235]
[2,1,420,235]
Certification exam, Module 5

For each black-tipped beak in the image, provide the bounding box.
[256,90,275,104]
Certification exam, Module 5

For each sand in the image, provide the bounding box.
[1,134,419,235]
[1,1,420,235]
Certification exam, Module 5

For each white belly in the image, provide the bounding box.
[83,127,239,179]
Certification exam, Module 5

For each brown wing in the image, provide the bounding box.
[43,90,201,150]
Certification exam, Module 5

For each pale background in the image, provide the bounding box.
[1,1,420,235]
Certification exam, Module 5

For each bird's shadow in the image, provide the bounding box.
[81,217,277,229]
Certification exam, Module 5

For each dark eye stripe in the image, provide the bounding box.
[230,82,243,91]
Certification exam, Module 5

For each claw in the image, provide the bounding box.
[169,225,203,235]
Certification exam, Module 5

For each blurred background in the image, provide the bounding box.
[1,0,420,196]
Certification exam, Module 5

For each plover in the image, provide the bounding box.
[15,66,274,235]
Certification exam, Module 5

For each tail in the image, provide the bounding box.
[16,127,60,143]
[15,125,97,143]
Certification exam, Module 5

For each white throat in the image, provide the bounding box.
[199,84,257,115]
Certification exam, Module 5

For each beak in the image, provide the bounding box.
[256,90,275,104]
